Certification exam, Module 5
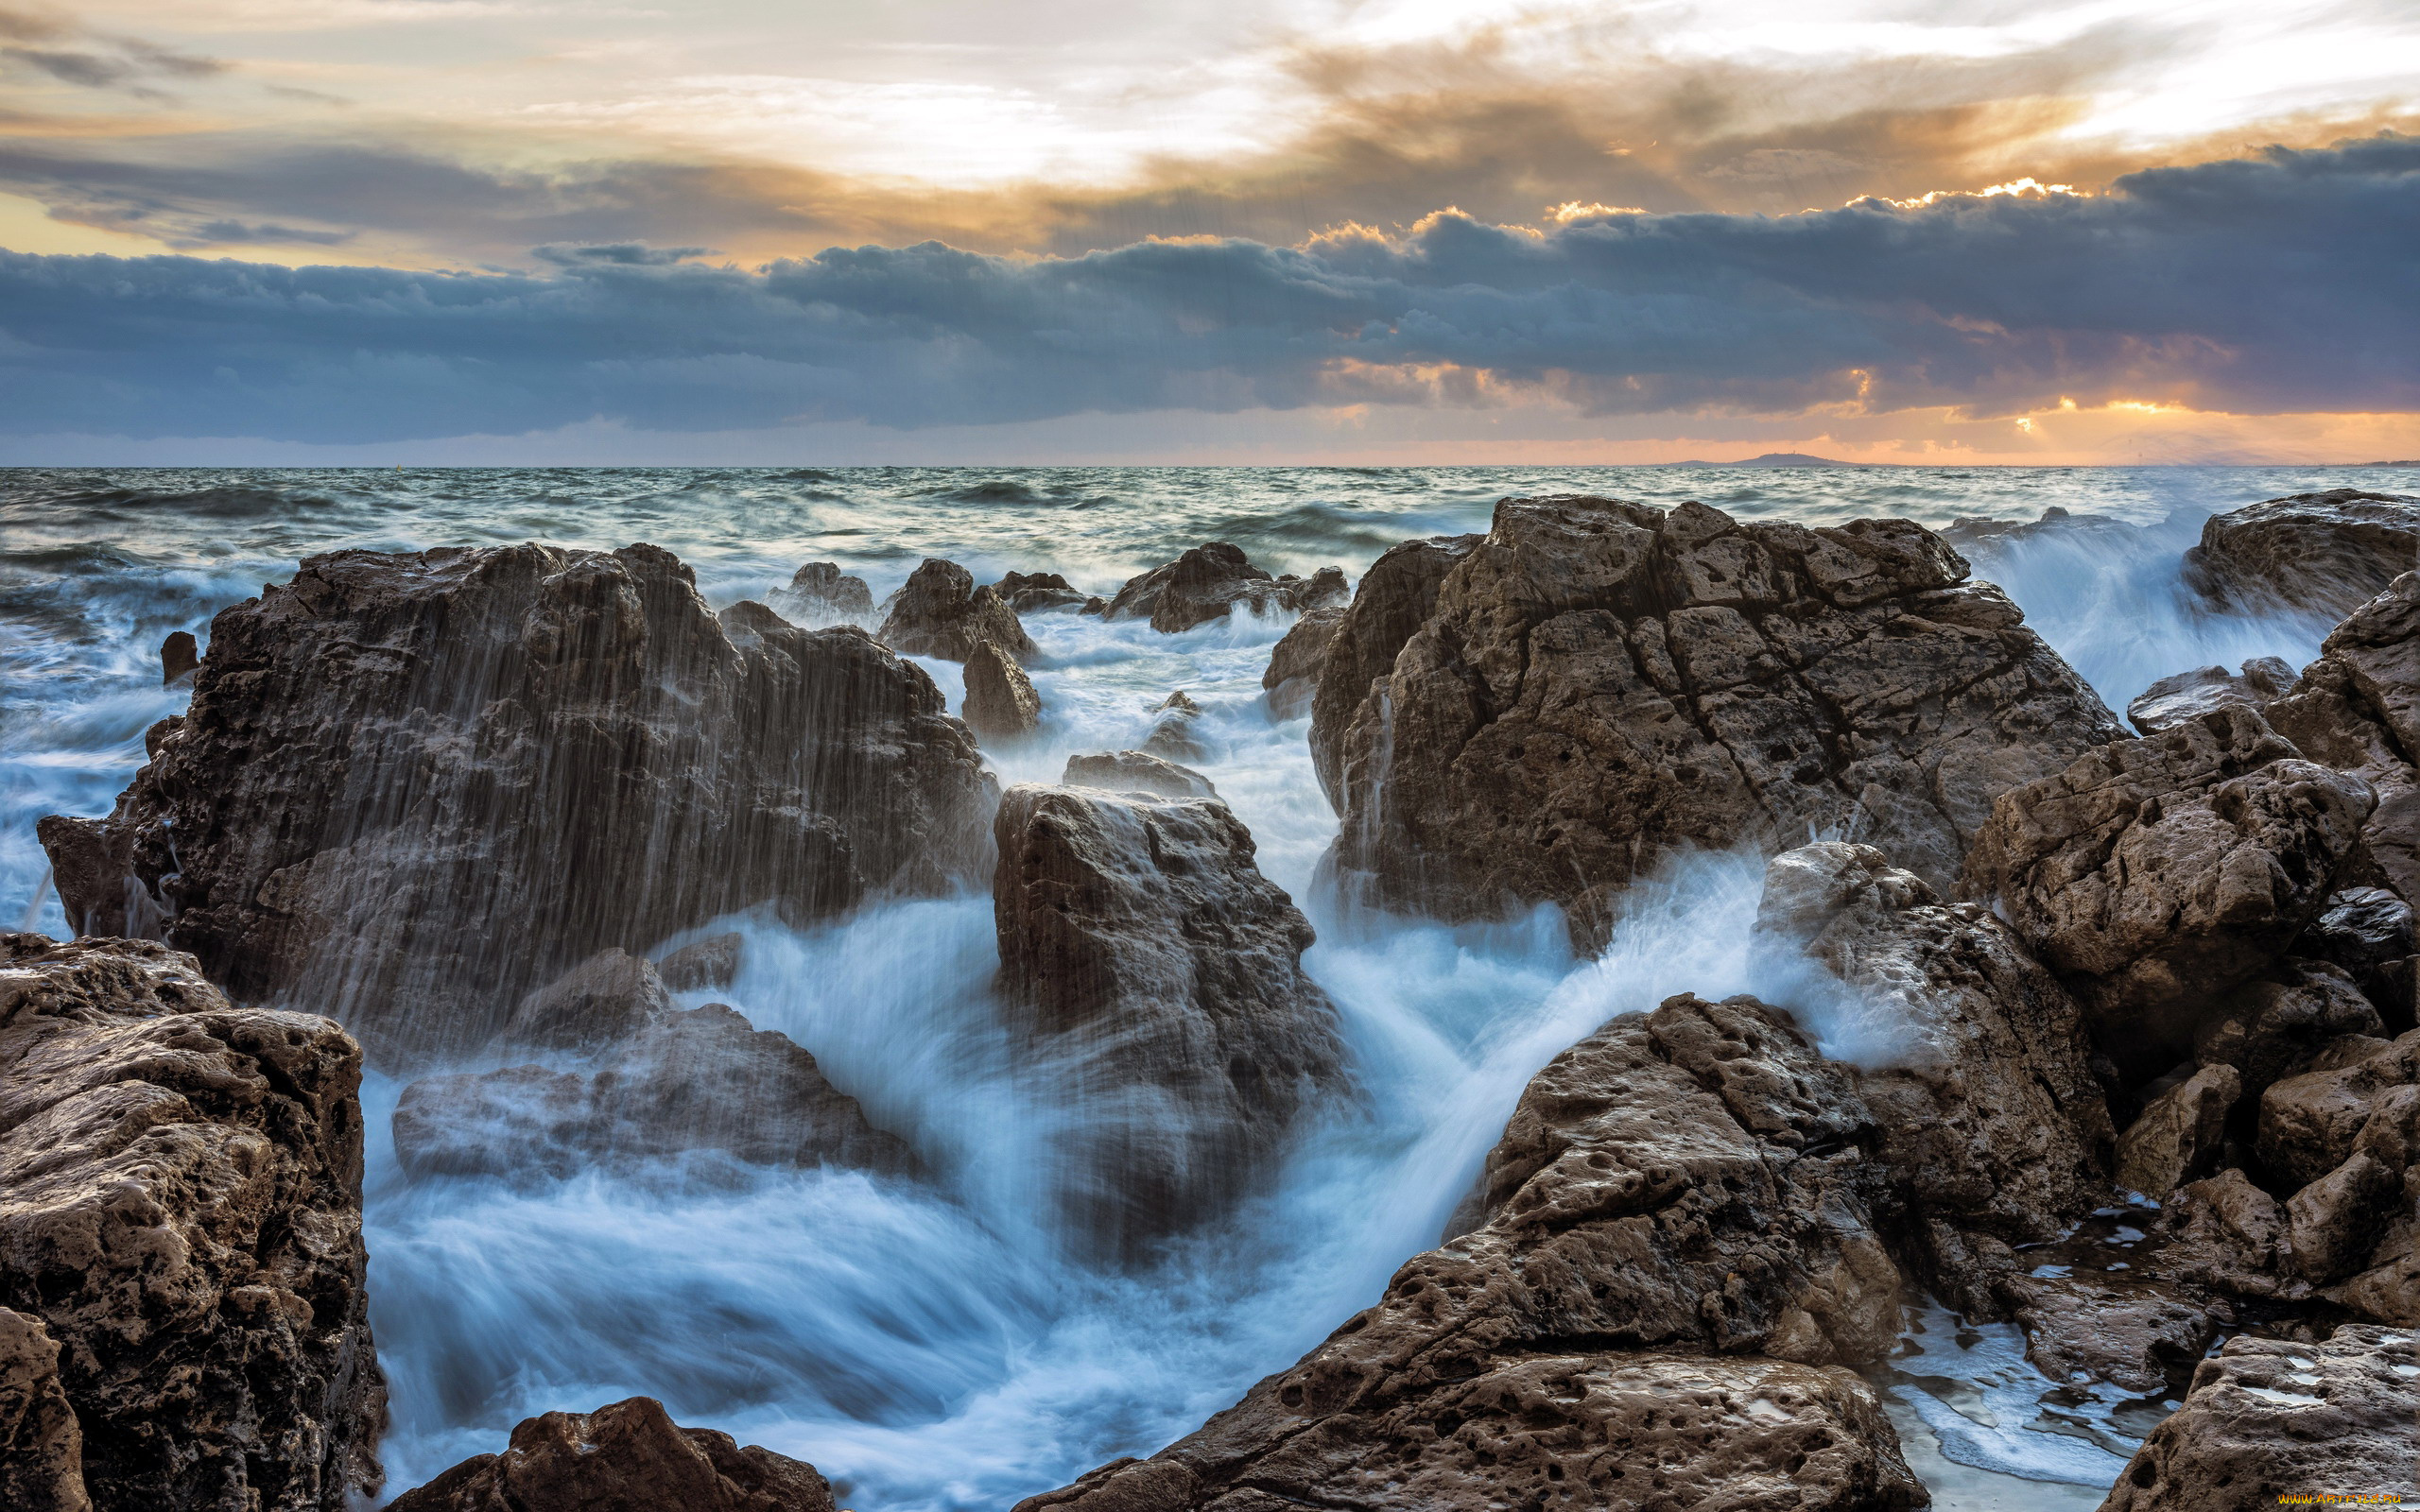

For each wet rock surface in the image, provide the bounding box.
[2098,1325,2418,1512]
[655,932,742,992]
[962,638,1044,738]
[1260,605,1341,720]
[158,630,199,686]
[0,933,382,1512]
[0,1307,86,1512]
[388,1395,837,1512]
[1059,750,1217,799]
[1961,704,2374,1070]
[992,783,1346,1255]
[1323,496,2119,947]
[877,557,1035,662]
[1141,690,1206,761]
[1102,542,1346,633]
[2187,488,2420,618]
[991,570,1090,614]
[1306,532,1482,806]
[767,561,873,627]
[2266,571,2420,907]
[38,543,992,1061]
[2126,658,2295,735]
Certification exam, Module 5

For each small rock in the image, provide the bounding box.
[1060,750,1216,799]
[159,629,199,685]
[990,570,1088,613]
[1102,543,1345,632]
[2004,1273,2216,1396]
[1142,690,1205,761]
[2157,1168,2302,1300]
[1262,605,1343,720]
[2118,1063,2241,1198]
[877,558,1036,662]
[2187,488,2420,617]
[2127,658,2295,735]
[502,948,676,1053]
[961,639,1042,738]
[387,1396,836,1512]
[656,932,742,992]
[767,561,874,627]
[2256,1028,2420,1188]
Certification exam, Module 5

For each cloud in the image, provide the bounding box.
[0,134,2412,445]
[533,241,717,266]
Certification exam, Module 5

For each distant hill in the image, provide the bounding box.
[1666,452,1867,469]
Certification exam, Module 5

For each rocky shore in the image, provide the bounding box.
[15,488,2420,1510]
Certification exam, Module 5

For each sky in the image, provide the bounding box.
[3,0,2417,464]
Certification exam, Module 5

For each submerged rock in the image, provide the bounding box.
[1103,543,1346,632]
[1261,605,1342,720]
[2187,488,2420,618]
[2099,1325,2418,1512]
[1323,496,2118,947]
[388,1396,836,1512]
[1307,533,1482,807]
[767,560,874,627]
[1059,749,1217,799]
[961,639,1043,738]
[990,570,1088,613]
[0,934,382,1512]
[37,543,992,1060]
[2127,658,2295,735]
[991,783,1347,1257]
[877,557,1035,662]
[1141,690,1206,761]
[1961,704,2373,1071]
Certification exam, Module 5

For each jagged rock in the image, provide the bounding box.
[2287,1149,2402,1282]
[2299,887,2417,1023]
[1141,691,1205,762]
[2194,959,2384,1094]
[2332,1083,2420,1317]
[36,544,991,1060]
[766,561,873,627]
[1324,497,2119,948]
[2003,1273,2216,1396]
[1307,533,1482,807]
[1020,1353,1923,1512]
[0,934,382,1511]
[1939,505,2148,557]
[2156,1168,2304,1300]
[393,999,914,1182]
[990,570,1088,613]
[991,784,1347,1256]
[876,558,1036,662]
[2186,489,2420,618]
[962,639,1043,738]
[2267,572,2420,906]
[1752,842,2115,1308]
[656,932,742,992]
[1060,750,1217,799]
[0,1308,86,1512]
[158,630,199,686]
[2127,658,2295,735]
[2117,1063,2241,1198]
[2257,1029,2420,1188]
[1102,543,1346,633]
[1962,704,2374,1071]
[388,1396,836,1512]
[1261,606,1342,720]
[2098,1325,2419,1512]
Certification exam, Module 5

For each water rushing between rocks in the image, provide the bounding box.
[7,461,2418,1511]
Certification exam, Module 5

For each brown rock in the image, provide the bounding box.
[2156,1168,2305,1300]
[2117,1063,2241,1198]
[992,784,1347,1256]
[656,932,742,992]
[1141,690,1205,762]
[2195,959,2385,1095]
[1059,751,1217,799]
[2186,488,2420,618]
[0,934,383,1511]
[990,570,1089,613]
[2266,572,2420,904]
[158,630,199,686]
[36,544,991,1061]
[1324,496,2119,947]
[766,561,873,627]
[2098,1325,2419,1512]
[388,1395,836,1512]
[0,1308,87,1512]
[876,557,1035,662]
[2126,658,2294,735]
[962,639,1044,738]
[1260,606,1342,720]
[502,947,674,1053]
[1306,533,1482,807]
[1962,704,2374,1071]
[2003,1273,2216,1396]
[2257,1028,2420,1188]
[2286,1150,2403,1282]
[2298,887,2417,1022]
[1102,543,1345,633]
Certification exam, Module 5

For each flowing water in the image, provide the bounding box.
[7,461,2415,1509]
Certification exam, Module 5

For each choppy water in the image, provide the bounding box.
[7,462,2411,1510]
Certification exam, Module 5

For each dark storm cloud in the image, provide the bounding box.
[2,135,2412,442]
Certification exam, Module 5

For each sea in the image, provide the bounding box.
[6,462,2411,1510]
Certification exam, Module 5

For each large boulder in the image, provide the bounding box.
[1322,497,2119,948]
[1960,704,2373,1071]
[2098,1325,2418,1512]
[992,785,1347,1258]
[0,934,382,1512]
[1260,606,1341,720]
[1307,533,1483,807]
[388,1396,836,1512]
[37,544,992,1061]
[0,1308,86,1512]
[961,639,1043,739]
[2186,488,2420,618]
[1102,543,1345,633]
[876,557,1035,662]
[766,561,873,627]
[2267,571,2420,906]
